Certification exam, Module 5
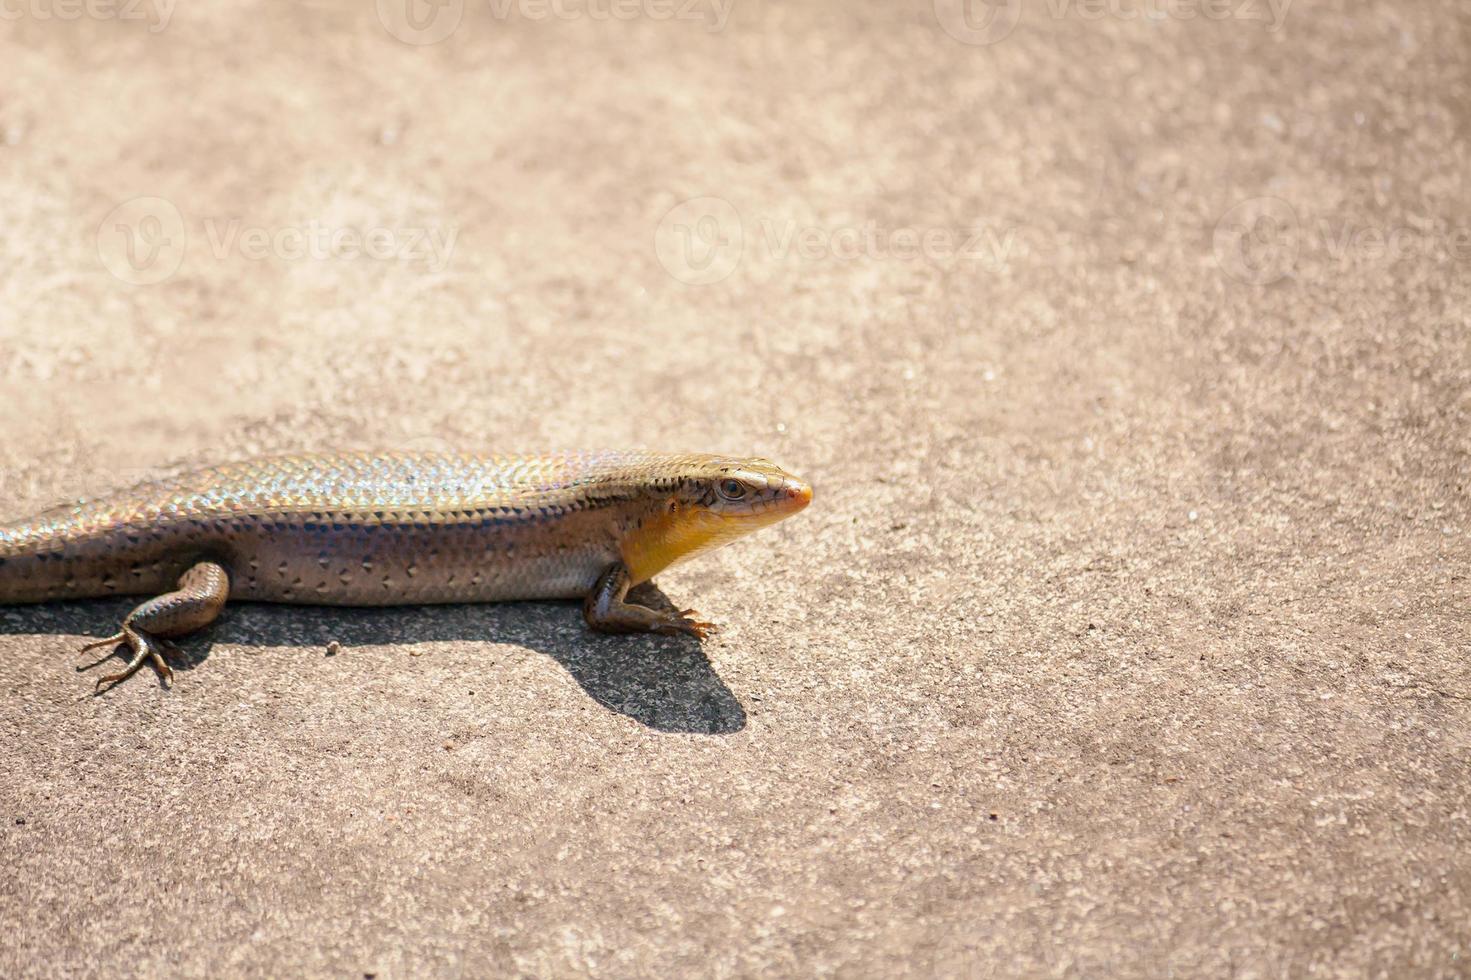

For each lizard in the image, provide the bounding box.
[0,450,812,690]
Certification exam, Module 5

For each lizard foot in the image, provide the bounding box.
[585,564,717,640]
[658,609,717,640]
[76,628,173,691]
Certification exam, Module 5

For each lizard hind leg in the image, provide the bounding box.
[77,561,230,691]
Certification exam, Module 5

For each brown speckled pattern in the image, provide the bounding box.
[0,451,809,606]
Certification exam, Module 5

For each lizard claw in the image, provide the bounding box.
[75,633,126,672]
[660,611,717,640]
[76,628,173,691]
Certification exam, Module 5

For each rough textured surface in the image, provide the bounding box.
[0,1,1468,976]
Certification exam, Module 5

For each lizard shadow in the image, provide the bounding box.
[0,583,746,735]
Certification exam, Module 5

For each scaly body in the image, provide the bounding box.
[0,450,812,689]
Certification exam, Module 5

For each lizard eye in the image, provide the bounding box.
[717,478,747,501]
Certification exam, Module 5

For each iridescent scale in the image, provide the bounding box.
[0,451,706,605]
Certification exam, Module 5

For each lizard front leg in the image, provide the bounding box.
[583,562,714,639]
[78,560,230,691]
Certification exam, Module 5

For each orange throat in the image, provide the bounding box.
[620,505,730,585]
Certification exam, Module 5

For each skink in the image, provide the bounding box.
[0,451,813,689]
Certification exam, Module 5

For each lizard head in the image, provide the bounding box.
[621,455,812,584]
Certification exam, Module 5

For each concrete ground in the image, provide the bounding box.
[1,0,1468,976]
